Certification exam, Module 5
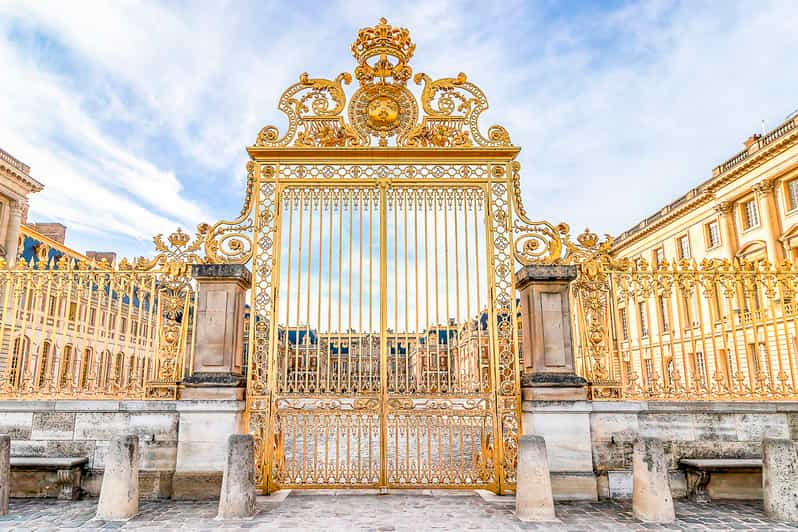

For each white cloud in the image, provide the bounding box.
[0,0,797,261]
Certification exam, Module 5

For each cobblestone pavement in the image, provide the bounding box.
[0,492,796,531]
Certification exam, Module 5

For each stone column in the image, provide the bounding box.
[182,263,251,400]
[0,435,9,516]
[516,264,585,400]
[96,434,139,521]
[763,438,798,523]
[632,437,675,523]
[714,201,738,260]
[4,200,24,268]
[753,179,784,262]
[515,435,557,522]
[218,434,256,519]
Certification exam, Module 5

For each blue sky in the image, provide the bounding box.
[1,0,797,261]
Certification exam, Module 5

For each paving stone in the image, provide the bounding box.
[0,495,796,530]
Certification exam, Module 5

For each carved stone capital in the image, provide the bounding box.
[714,201,734,215]
[9,199,27,217]
[752,178,776,196]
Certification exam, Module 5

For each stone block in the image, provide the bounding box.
[128,413,179,441]
[175,441,228,471]
[172,471,223,500]
[516,435,557,522]
[692,413,737,441]
[218,434,256,519]
[139,441,178,471]
[526,410,593,472]
[0,435,8,515]
[591,441,633,471]
[763,438,798,523]
[96,434,139,520]
[549,472,597,501]
[736,413,789,441]
[11,440,45,457]
[0,412,32,439]
[590,413,639,442]
[30,412,75,440]
[638,413,695,441]
[74,412,129,440]
[632,437,675,523]
[45,441,96,466]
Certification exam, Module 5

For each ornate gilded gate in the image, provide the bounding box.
[203,19,523,493]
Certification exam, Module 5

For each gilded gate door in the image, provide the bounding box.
[202,19,523,494]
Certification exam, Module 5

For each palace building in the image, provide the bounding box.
[612,112,798,264]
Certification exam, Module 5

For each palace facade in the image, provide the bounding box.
[612,112,798,264]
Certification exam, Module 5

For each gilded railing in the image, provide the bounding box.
[0,228,203,400]
[571,257,798,400]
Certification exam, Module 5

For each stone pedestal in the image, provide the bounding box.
[632,437,675,523]
[515,435,557,522]
[173,400,246,500]
[518,265,596,501]
[0,435,9,515]
[516,265,586,401]
[218,434,256,519]
[184,264,250,401]
[763,438,798,523]
[96,434,139,521]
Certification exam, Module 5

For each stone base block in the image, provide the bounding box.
[82,471,173,499]
[172,471,223,500]
[180,385,245,401]
[522,386,588,401]
[550,472,598,501]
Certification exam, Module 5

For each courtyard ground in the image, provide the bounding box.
[0,491,795,531]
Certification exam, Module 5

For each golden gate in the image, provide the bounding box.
[203,19,525,493]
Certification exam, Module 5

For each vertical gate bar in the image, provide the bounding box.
[379,180,388,490]
[327,192,334,393]
[358,189,364,392]
[483,177,504,493]
[443,190,451,393]
[294,189,305,393]
[305,188,314,393]
[264,171,284,494]
[403,189,409,391]
[282,191,294,392]
[317,192,324,393]
[433,191,441,393]
[348,189,354,393]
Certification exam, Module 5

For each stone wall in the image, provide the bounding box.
[589,401,798,499]
[0,399,244,499]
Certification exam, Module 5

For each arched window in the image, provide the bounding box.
[9,336,30,388]
[59,345,74,388]
[79,348,93,389]
[126,355,136,386]
[99,350,112,388]
[37,341,52,389]
[114,352,124,386]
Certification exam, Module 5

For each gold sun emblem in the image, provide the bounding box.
[367,96,400,129]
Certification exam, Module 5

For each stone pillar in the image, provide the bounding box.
[218,434,256,519]
[182,263,251,400]
[515,435,557,522]
[632,437,675,523]
[4,200,24,268]
[763,438,798,523]
[96,434,139,521]
[714,201,738,260]
[516,264,585,400]
[753,179,784,263]
[0,435,9,516]
[517,264,597,501]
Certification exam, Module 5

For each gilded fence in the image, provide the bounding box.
[0,228,201,400]
[569,252,798,400]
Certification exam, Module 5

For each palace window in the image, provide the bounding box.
[654,247,665,268]
[37,341,52,389]
[658,295,670,332]
[742,198,759,230]
[678,235,691,259]
[619,307,628,341]
[705,220,721,248]
[787,178,798,211]
[638,302,648,338]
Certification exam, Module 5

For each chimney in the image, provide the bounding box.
[28,222,67,244]
[86,251,117,267]
[744,133,762,150]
